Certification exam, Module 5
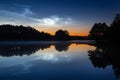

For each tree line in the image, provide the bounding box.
[0,24,87,41]
[0,24,52,41]
[89,13,120,44]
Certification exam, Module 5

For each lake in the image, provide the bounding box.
[0,41,119,80]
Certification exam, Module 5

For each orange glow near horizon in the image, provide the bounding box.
[68,44,96,52]
[35,26,90,36]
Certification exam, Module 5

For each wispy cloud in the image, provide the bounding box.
[32,15,72,27]
[21,8,33,16]
[0,9,72,27]
[0,9,35,25]
[0,2,72,27]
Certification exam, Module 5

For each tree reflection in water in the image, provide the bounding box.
[0,44,51,57]
[0,41,93,57]
[88,44,120,78]
[54,42,70,52]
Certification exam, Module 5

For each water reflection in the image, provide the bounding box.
[0,42,120,80]
[0,44,51,57]
[0,41,94,57]
[0,41,118,80]
[88,44,120,78]
[54,42,70,51]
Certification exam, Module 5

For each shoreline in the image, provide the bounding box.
[0,40,95,45]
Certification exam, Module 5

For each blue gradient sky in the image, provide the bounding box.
[0,0,120,36]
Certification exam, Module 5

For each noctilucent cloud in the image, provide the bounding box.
[0,0,120,35]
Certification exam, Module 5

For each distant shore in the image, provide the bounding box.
[0,40,95,45]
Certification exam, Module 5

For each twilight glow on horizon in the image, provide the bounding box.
[0,0,120,36]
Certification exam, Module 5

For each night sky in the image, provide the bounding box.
[0,0,120,36]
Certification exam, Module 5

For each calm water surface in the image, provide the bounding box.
[0,41,119,80]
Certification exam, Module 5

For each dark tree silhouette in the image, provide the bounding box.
[110,14,120,42]
[89,13,120,44]
[55,29,70,41]
[0,24,53,41]
[0,24,88,41]
[89,23,108,42]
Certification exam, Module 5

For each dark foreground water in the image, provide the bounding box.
[0,41,119,80]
